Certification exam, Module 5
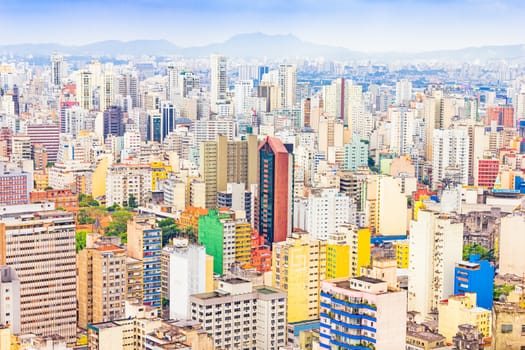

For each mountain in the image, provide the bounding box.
[0,39,180,57]
[0,33,524,61]
[182,33,364,59]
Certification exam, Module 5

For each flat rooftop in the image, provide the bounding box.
[353,276,385,284]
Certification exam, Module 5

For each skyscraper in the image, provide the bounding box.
[395,78,413,105]
[160,101,176,141]
[78,70,93,110]
[210,54,227,112]
[278,64,297,108]
[127,216,162,311]
[77,241,127,329]
[103,105,124,140]
[408,210,463,321]
[258,136,293,244]
[431,128,470,188]
[0,203,77,341]
[50,53,64,87]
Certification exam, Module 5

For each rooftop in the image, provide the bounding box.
[353,276,385,284]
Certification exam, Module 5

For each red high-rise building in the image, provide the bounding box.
[258,137,293,244]
[476,159,499,189]
[485,106,514,127]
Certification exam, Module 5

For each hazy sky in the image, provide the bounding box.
[1,0,524,52]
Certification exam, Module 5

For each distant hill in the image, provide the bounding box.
[0,33,524,61]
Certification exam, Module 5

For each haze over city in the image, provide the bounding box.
[1,0,525,52]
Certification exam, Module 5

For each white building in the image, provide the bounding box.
[162,243,208,320]
[278,64,297,108]
[320,277,407,350]
[0,266,20,333]
[210,54,228,112]
[194,117,235,144]
[234,80,254,116]
[389,106,417,156]
[395,79,413,105]
[499,213,525,276]
[48,160,93,191]
[106,163,151,206]
[408,210,463,321]
[190,278,287,350]
[432,128,470,189]
[295,188,352,240]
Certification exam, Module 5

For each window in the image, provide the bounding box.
[501,324,513,333]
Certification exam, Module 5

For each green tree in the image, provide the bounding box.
[158,218,184,246]
[77,208,96,225]
[76,230,88,253]
[79,194,100,207]
[494,284,515,301]
[463,243,495,262]
[105,210,133,243]
[128,194,138,208]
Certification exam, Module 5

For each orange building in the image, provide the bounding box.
[486,106,514,127]
[30,189,79,212]
[245,231,272,273]
[177,206,209,237]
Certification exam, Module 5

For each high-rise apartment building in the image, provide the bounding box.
[78,70,93,110]
[103,105,124,140]
[50,53,64,87]
[0,203,76,341]
[343,134,368,171]
[210,54,227,112]
[198,209,251,275]
[77,242,127,329]
[395,78,413,105]
[27,124,60,162]
[259,136,293,244]
[106,163,151,207]
[485,105,514,127]
[161,243,213,320]
[190,278,287,350]
[320,277,407,350]
[366,174,408,236]
[272,232,326,323]
[278,64,297,108]
[431,128,470,188]
[294,188,352,240]
[199,134,258,209]
[408,210,463,321]
[0,163,31,205]
[127,216,162,311]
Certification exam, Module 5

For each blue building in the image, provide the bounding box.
[454,254,494,310]
[128,216,162,312]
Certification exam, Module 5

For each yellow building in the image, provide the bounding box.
[492,298,525,350]
[0,326,10,350]
[366,174,408,235]
[235,222,252,265]
[412,198,427,220]
[150,162,172,191]
[326,241,350,279]
[33,170,49,190]
[272,232,326,323]
[325,225,371,279]
[92,155,109,198]
[437,292,491,343]
[396,240,409,268]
